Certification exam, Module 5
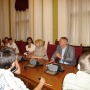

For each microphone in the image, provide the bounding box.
[38,78,52,87]
[43,55,46,58]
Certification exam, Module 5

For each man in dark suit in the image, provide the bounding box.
[49,37,76,66]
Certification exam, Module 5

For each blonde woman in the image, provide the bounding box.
[30,39,48,60]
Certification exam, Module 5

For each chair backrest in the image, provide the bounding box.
[47,42,57,60]
[20,41,26,54]
[15,40,26,54]
[55,39,59,45]
[15,41,21,53]
[73,46,82,63]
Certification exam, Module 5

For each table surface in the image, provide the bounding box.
[18,57,77,90]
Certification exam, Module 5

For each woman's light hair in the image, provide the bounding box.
[35,39,44,47]
[79,52,90,74]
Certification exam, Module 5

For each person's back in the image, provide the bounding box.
[63,71,90,90]
[0,69,29,90]
[63,52,90,90]
[0,48,45,90]
[0,48,29,90]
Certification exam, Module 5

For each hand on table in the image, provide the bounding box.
[30,55,43,60]
[37,57,43,60]
[30,55,35,58]
[39,77,45,85]
[49,59,55,64]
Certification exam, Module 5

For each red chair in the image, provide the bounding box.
[55,39,59,45]
[15,41,21,53]
[15,40,26,54]
[47,42,57,60]
[73,46,82,65]
[20,41,26,54]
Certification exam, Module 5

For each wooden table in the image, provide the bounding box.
[16,58,77,90]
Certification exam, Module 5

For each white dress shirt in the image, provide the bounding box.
[59,46,69,64]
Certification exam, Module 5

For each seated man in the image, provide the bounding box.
[0,48,45,90]
[49,37,76,66]
[8,38,19,54]
[63,52,90,90]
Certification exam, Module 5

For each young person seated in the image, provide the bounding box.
[63,52,90,90]
[1,37,9,47]
[0,48,45,90]
[8,38,19,54]
[30,39,48,60]
[0,47,21,75]
[26,37,36,53]
[49,37,76,66]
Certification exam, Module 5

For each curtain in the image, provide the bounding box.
[1,0,90,46]
[10,0,16,40]
[15,0,28,11]
[58,0,68,39]
[33,0,43,40]
[43,0,53,47]
[16,10,29,41]
[28,0,53,47]
[15,0,53,47]
[10,0,29,41]
[58,0,90,46]
[0,0,10,39]
[68,0,90,46]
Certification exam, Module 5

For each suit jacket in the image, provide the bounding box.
[51,44,76,66]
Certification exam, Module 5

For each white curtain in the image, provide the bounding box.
[0,0,9,39]
[28,0,34,39]
[10,0,16,40]
[68,0,90,46]
[43,0,53,47]
[58,0,68,38]
[33,0,43,40]
[28,0,53,47]
[15,0,53,46]
[58,0,90,46]
[15,10,29,41]
[1,0,90,46]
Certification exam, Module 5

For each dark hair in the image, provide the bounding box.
[4,37,8,40]
[60,37,68,42]
[0,48,16,69]
[79,52,90,74]
[8,38,12,41]
[2,37,9,44]
[26,37,34,45]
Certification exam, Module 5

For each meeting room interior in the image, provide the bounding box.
[0,0,90,90]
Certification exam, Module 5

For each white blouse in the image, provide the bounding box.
[26,43,36,53]
[8,42,19,53]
